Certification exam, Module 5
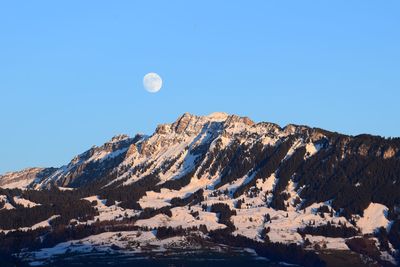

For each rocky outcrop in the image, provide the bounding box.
[0,167,57,189]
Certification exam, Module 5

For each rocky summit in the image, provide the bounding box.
[0,113,400,266]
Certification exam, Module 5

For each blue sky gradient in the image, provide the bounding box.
[1,1,399,173]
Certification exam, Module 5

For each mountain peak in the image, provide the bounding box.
[206,112,229,121]
[109,134,130,143]
[156,112,255,136]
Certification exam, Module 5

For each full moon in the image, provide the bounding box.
[143,72,162,93]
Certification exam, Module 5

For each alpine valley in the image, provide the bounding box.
[1,112,399,267]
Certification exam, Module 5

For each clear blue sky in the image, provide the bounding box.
[1,1,399,173]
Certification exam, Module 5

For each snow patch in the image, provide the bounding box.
[304,143,322,159]
[207,112,229,121]
[135,206,226,231]
[304,235,349,250]
[83,196,138,223]
[0,195,15,210]
[88,148,128,163]
[357,203,389,234]
[13,196,40,208]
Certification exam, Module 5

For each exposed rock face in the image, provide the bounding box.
[0,168,56,189]
[384,146,396,159]
[0,112,288,189]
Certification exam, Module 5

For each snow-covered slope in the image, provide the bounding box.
[356,203,390,234]
[0,112,399,266]
[0,168,54,189]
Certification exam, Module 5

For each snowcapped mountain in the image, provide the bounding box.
[0,112,399,266]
